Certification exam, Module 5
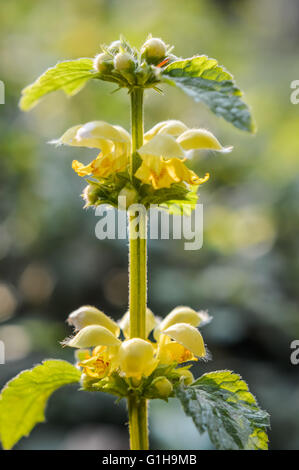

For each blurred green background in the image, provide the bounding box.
[1,0,299,450]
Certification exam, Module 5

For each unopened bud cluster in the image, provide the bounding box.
[93,36,173,89]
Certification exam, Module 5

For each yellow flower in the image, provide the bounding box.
[135,120,232,189]
[157,341,196,364]
[63,303,210,380]
[152,305,211,364]
[52,121,131,179]
[64,308,122,379]
[154,305,211,340]
[162,323,206,359]
[79,346,111,379]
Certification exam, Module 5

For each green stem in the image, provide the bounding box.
[129,88,146,339]
[128,396,149,450]
[127,88,149,450]
[128,206,147,339]
[130,87,144,178]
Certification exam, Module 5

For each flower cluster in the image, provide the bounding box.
[92,36,174,90]
[63,305,211,399]
[53,119,231,210]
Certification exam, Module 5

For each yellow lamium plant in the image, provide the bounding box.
[0,36,269,451]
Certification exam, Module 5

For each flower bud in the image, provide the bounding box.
[80,372,98,390]
[141,38,167,64]
[64,325,121,348]
[152,376,173,398]
[93,53,113,74]
[114,52,135,72]
[82,184,100,206]
[67,305,120,336]
[118,186,138,210]
[118,338,157,379]
[108,40,122,54]
[176,369,194,385]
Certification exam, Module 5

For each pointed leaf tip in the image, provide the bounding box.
[19,58,95,111]
[162,56,255,133]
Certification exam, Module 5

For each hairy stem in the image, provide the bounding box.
[127,88,149,450]
[128,396,149,450]
[129,88,146,339]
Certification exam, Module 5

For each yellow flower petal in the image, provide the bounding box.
[79,346,111,379]
[135,155,178,189]
[135,155,174,189]
[53,121,130,153]
[91,152,128,178]
[134,160,153,184]
[177,129,232,153]
[165,158,193,182]
[154,306,204,340]
[191,172,210,185]
[163,323,206,357]
[51,124,82,146]
[138,134,185,159]
[157,120,189,137]
[72,160,94,177]
[113,125,131,143]
[77,121,130,143]
[154,169,178,188]
[135,155,209,189]
[144,120,188,141]
[158,341,196,364]
[65,325,121,348]
[67,305,120,336]
[166,158,210,186]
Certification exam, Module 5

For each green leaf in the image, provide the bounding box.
[0,360,81,449]
[176,370,270,450]
[19,58,96,111]
[162,56,256,133]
